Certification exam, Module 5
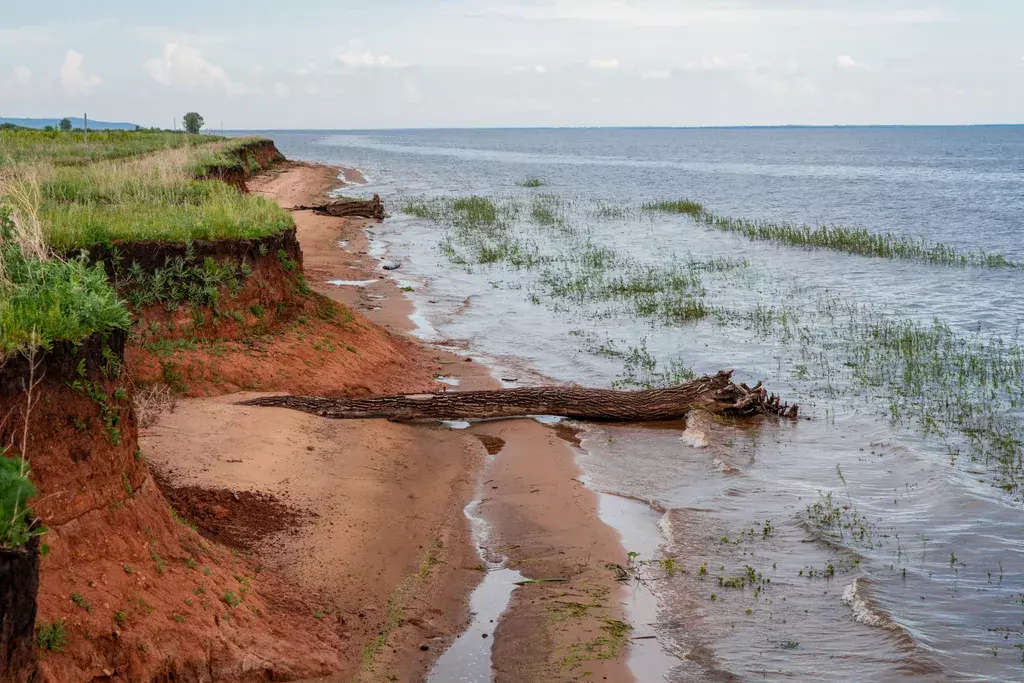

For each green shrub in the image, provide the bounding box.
[0,455,39,547]
[36,619,66,651]
[0,216,131,357]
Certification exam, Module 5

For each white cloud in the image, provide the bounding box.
[337,41,406,68]
[144,43,238,92]
[13,66,32,85]
[461,1,949,28]
[589,58,620,70]
[836,55,869,69]
[680,55,739,72]
[508,64,547,74]
[290,63,317,77]
[642,69,671,80]
[272,82,291,98]
[59,49,102,94]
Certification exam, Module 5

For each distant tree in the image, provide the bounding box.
[43,125,54,132]
[182,112,204,134]
[59,117,72,132]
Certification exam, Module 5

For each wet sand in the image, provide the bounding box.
[144,161,633,681]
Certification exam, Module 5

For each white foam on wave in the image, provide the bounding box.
[681,428,709,448]
[328,279,378,287]
[711,456,739,474]
[841,579,890,628]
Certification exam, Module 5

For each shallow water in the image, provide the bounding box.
[269,127,1024,682]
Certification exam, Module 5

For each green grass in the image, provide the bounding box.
[43,191,292,250]
[0,218,131,358]
[518,177,545,188]
[36,619,67,651]
[221,590,242,608]
[0,455,40,547]
[644,198,1015,268]
[3,133,290,251]
[0,129,219,167]
[744,287,1024,497]
[643,199,704,216]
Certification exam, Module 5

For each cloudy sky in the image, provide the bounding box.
[1,0,1021,129]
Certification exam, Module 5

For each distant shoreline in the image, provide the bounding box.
[222,122,1024,133]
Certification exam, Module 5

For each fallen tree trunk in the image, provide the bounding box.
[239,371,797,422]
[290,194,385,220]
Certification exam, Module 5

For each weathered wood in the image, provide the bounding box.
[239,371,797,422]
[290,194,385,220]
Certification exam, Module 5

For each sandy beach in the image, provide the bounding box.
[142,161,635,681]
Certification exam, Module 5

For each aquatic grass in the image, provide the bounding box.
[401,195,546,268]
[530,194,569,232]
[643,199,704,216]
[744,288,1024,497]
[644,198,1016,268]
[518,177,545,188]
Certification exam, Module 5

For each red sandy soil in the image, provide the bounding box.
[137,161,634,682]
[11,347,348,683]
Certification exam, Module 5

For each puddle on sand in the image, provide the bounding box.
[327,279,378,287]
[597,490,681,681]
[427,567,524,682]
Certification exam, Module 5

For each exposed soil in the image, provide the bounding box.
[126,293,442,398]
[152,474,315,553]
[115,229,306,345]
[2,335,347,683]
[141,395,485,682]
[203,140,285,193]
[126,159,635,682]
[247,163,636,681]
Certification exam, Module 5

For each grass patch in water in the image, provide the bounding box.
[518,177,545,188]
[644,199,1015,268]
[643,199,704,216]
[747,289,1024,498]
[401,195,546,268]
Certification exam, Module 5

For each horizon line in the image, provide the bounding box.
[221,123,1024,132]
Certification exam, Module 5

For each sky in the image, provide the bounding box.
[1,0,1022,129]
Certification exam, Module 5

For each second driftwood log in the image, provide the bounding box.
[240,370,797,422]
[291,194,385,220]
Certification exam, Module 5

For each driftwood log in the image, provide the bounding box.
[290,194,385,220]
[240,371,797,422]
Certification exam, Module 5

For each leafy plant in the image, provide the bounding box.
[0,455,41,547]
[36,619,67,651]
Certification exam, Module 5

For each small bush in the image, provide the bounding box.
[0,455,40,547]
[36,619,67,651]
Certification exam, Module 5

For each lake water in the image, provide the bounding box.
[267,127,1024,682]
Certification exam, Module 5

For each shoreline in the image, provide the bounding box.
[281,161,639,681]
[144,160,636,681]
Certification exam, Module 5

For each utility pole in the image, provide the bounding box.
[84,112,88,144]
